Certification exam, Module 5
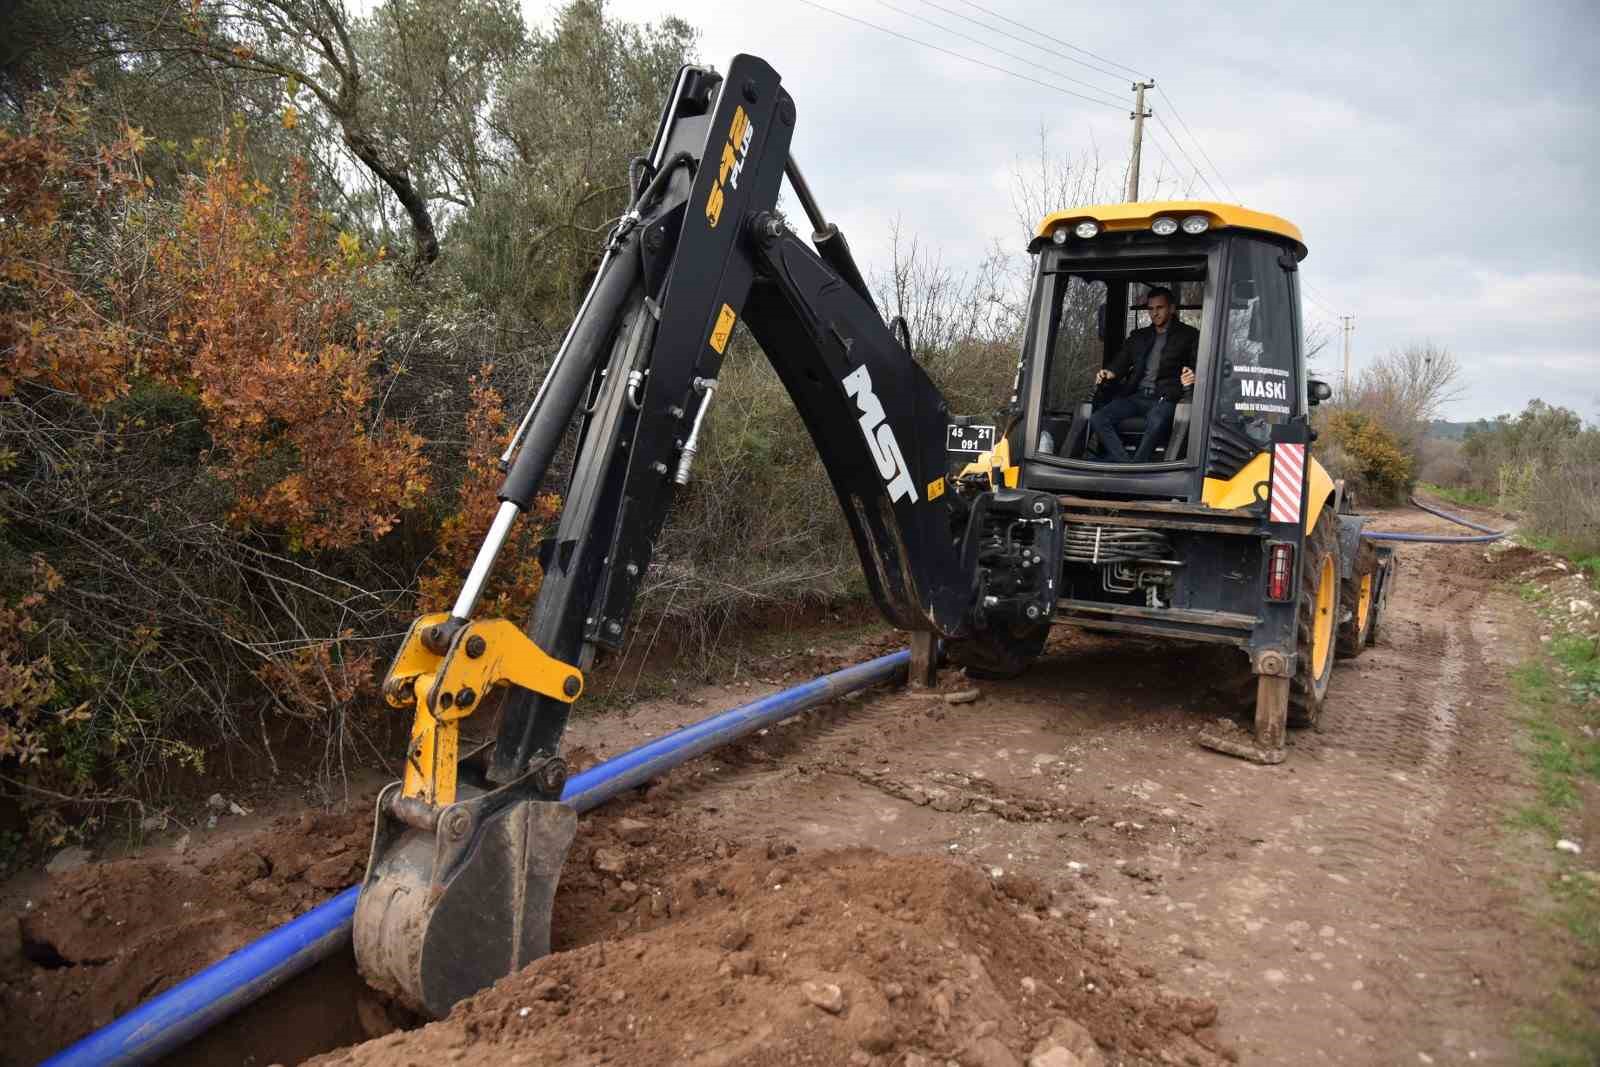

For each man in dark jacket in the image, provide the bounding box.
[1088,287,1198,462]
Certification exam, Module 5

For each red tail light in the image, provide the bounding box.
[1267,542,1295,600]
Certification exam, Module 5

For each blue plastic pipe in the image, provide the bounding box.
[41,649,911,1067]
[37,885,361,1067]
[562,649,910,812]
[1405,495,1503,534]
[1360,530,1506,544]
[1361,495,1509,544]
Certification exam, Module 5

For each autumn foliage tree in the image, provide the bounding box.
[0,73,149,403]
[417,367,557,621]
[147,149,430,549]
[0,90,452,838]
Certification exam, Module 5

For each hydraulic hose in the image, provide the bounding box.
[1361,495,1510,544]
[40,649,910,1067]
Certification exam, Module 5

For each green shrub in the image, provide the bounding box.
[1319,409,1414,505]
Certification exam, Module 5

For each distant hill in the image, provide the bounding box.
[1425,419,1481,440]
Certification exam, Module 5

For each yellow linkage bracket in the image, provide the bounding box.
[382,613,584,808]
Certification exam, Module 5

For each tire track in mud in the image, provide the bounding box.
[1135,536,1525,1064]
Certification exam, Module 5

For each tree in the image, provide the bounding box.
[451,0,695,325]
[351,0,528,218]
[1352,341,1464,427]
[111,0,449,272]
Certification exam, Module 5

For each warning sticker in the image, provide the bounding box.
[708,303,737,354]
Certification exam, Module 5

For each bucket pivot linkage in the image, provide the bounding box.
[352,612,584,1017]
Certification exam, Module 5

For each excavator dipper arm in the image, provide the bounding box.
[354,54,1059,1017]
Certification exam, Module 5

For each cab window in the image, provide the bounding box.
[1036,263,1207,463]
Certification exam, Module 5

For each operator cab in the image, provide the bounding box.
[1015,202,1308,503]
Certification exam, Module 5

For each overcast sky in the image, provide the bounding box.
[559,0,1597,422]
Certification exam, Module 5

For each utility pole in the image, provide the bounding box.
[1341,315,1355,401]
[1126,80,1155,202]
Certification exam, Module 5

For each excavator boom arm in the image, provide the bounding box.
[354,54,1057,1017]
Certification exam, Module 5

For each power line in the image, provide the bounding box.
[792,0,1127,112]
[870,0,1125,106]
[1302,284,1341,319]
[1145,123,1207,199]
[949,0,1151,81]
[1141,126,1185,194]
[914,0,1128,90]
[921,2,1243,209]
[1154,84,1241,203]
[1151,113,1219,200]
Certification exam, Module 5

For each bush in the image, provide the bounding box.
[1417,437,1470,487]
[1525,438,1600,558]
[1448,401,1600,555]
[1318,409,1414,506]
[0,101,557,840]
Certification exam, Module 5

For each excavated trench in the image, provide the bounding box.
[6,764,1229,1067]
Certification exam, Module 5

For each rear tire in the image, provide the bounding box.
[944,621,1051,680]
[1289,510,1340,728]
[1337,538,1378,658]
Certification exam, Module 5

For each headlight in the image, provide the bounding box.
[1151,217,1178,236]
[1051,226,1069,245]
[1180,214,1210,234]
[1073,220,1101,239]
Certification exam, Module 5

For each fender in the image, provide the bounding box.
[1201,450,1336,535]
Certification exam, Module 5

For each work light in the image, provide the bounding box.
[1151,217,1179,236]
[1073,220,1101,239]
[1180,214,1210,234]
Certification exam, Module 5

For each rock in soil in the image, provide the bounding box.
[1030,1018,1106,1067]
[45,847,91,877]
[802,979,846,1014]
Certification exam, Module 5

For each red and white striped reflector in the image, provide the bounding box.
[1269,443,1305,524]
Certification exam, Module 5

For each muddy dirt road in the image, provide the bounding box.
[3,500,1569,1065]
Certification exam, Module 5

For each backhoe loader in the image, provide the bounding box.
[352,54,1394,1017]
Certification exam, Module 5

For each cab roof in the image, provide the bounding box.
[1033,200,1307,259]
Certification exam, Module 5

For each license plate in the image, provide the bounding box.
[946,423,996,455]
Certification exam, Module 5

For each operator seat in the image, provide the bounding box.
[1055,395,1191,461]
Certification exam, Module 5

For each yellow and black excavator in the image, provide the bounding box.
[353,54,1393,1017]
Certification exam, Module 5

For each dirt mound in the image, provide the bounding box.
[0,808,372,1066]
[1466,544,1549,580]
[313,844,1230,1067]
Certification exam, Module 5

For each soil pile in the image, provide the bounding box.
[314,836,1230,1067]
[0,808,371,1066]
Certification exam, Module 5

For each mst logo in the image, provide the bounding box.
[704,105,754,229]
[842,365,917,504]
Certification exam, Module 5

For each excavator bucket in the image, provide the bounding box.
[353,778,577,1017]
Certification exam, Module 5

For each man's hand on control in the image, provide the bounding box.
[1096,369,1117,384]
[1180,367,1195,388]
